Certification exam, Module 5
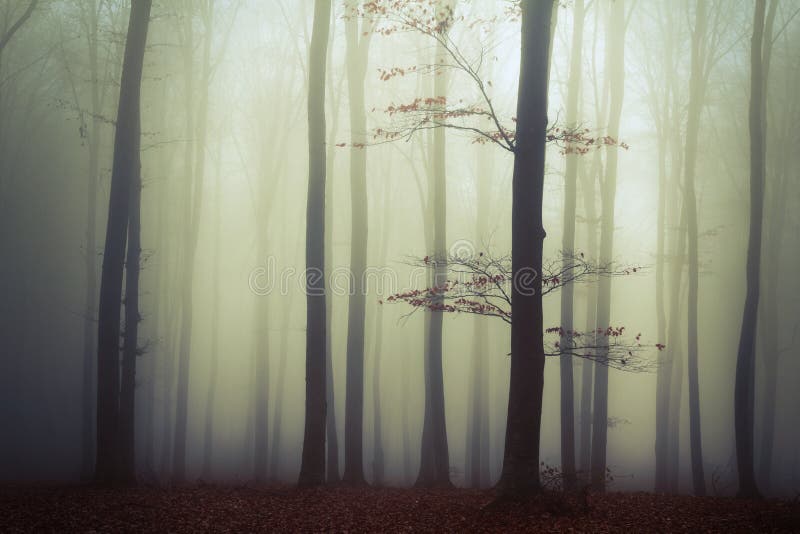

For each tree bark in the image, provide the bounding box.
[298,0,331,488]
[118,132,142,482]
[94,0,151,484]
[734,0,767,500]
[497,0,553,497]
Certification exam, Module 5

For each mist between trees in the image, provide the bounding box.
[0,0,798,501]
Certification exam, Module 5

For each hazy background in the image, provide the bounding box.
[0,0,798,496]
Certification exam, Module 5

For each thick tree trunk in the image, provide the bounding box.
[590,0,625,491]
[735,0,767,500]
[94,0,151,484]
[497,0,553,497]
[559,0,584,492]
[298,0,331,488]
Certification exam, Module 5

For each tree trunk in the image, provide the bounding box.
[497,0,553,497]
[202,152,223,479]
[81,0,101,480]
[298,0,331,488]
[735,0,767,499]
[324,10,343,483]
[94,0,151,484]
[118,127,143,482]
[342,6,372,485]
[416,13,452,487]
[590,0,625,491]
[559,0,584,492]
[370,176,391,486]
[683,0,709,497]
[253,289,269,482]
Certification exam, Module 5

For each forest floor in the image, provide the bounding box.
[1,484,798,533]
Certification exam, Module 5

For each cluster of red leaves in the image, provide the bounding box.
[1,485,797,533]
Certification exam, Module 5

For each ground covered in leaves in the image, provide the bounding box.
[1,484,798,533]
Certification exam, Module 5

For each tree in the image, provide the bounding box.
[0,0,37,54]
[95,0,152,484]
[342,0,374,485]
[388,252,657,372]
[734,0,770,500]
[172,0,214,482]
[497,0,553,496]
[590,0,626,491]
[298,0,331,488]
[683,0,708,497]
[415,1,454,489]
[559,0,585,491]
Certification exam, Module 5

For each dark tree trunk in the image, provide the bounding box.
[94,0,151,484]
[497,0,553,497]
[118,129,143,482]
[735,0,768,500]
[298,0,331,488]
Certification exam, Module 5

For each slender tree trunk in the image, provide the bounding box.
[342,6,372,485]
[94,0,151,484]
[81,0,101,479]
[416,5,453,488]
[735,0,767,499]
[497,0,553,497]
[578,152,598,478]
[683,0,709,497]
[269,288,294,480]
[559,0,584,491]
[253,288,270,482]
[173,2,212,482]
[370,177,391,486]
[467,144,492,489]
[298,0,331,488]
[324,10,343,483]
[202,152,222,479]
[651,0,679,494]
[590,0,625,491]
[118,138,142,482]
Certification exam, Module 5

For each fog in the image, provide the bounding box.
[0,0,798,499]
